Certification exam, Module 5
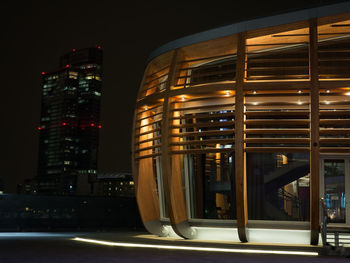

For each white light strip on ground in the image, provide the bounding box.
[73,237,318,256]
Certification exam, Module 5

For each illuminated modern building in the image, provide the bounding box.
[37,47,103,195]
[132,3,350,245]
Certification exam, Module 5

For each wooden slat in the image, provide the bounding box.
[135,128,161,137]
[170,120,234,129]
[320,129,350,134]
[245,129,309,134]
[136,105,163,116]
[320,119,350,125]
[245,119,309,125]
[245,111,308,117]
[135,152,161,160]
[169,129,234,137]
[170,138,233,146]
[245,102,310,106]
[320,110,350,116]
[136,144,162,153]
[170,148,233,155]
[135,136,162,145]
[170,112,234,120]
[320,138,350,143]
[137,111,163,122]
[178,53,235,64]
[245,138,310,143]
[170,103,234,112]
[320,147,350,153]
[319,80,350,88]
[244,80,310,90]
[245,147,309,152]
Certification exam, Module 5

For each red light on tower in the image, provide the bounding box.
[90,123,95,127]
[65,64,70,68]
[62,122,67,126]
[37,126,42,131]
[41,72,46,75]
[72,48,76,52]
[98,125,102,129]
[97,45,102,49]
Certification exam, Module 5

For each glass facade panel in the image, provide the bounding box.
[247,152,310,221]
[324,159,346,223]
[186,152,236,220]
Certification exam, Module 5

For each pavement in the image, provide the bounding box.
[0,230,349,262]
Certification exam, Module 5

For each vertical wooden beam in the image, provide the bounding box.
[235,32,248,242]
[160,50,192,238]
[132,64,163,235]
[309,18,320,246]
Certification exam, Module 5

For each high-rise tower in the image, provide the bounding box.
[37,47,103,195]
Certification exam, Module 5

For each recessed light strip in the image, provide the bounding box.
[72,237,318,256]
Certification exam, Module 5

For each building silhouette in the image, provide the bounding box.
[37,47,103,195]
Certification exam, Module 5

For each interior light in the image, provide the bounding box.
[72,237,318,256]
[253,90,257,94]
[181,95,186,101]
[324,101,330,105]
[144,106,148,110]
[326,90,330,93]
[297,101,303,105]
[252,102,258,105]
[345,92,350,96]
[298,90,302,94]
[224,90,232,96]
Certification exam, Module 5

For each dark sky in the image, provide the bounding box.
[2,0,347,193]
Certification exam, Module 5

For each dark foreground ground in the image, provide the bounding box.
[0,231,349,263]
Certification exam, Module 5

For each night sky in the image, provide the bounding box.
[2,0,346,193]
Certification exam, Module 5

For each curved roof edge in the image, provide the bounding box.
[147,2,350,62]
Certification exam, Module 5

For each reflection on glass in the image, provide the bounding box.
[324,159,346,223]
[247,153,310,221]
[186,153,236,220]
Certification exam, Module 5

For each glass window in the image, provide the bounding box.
[247,152,310,221]
[186,152,236,220]
[324,159,346,223]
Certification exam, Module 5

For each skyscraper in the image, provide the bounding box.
[37,47,103,195]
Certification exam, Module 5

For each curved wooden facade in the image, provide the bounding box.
[132,3,350,245]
